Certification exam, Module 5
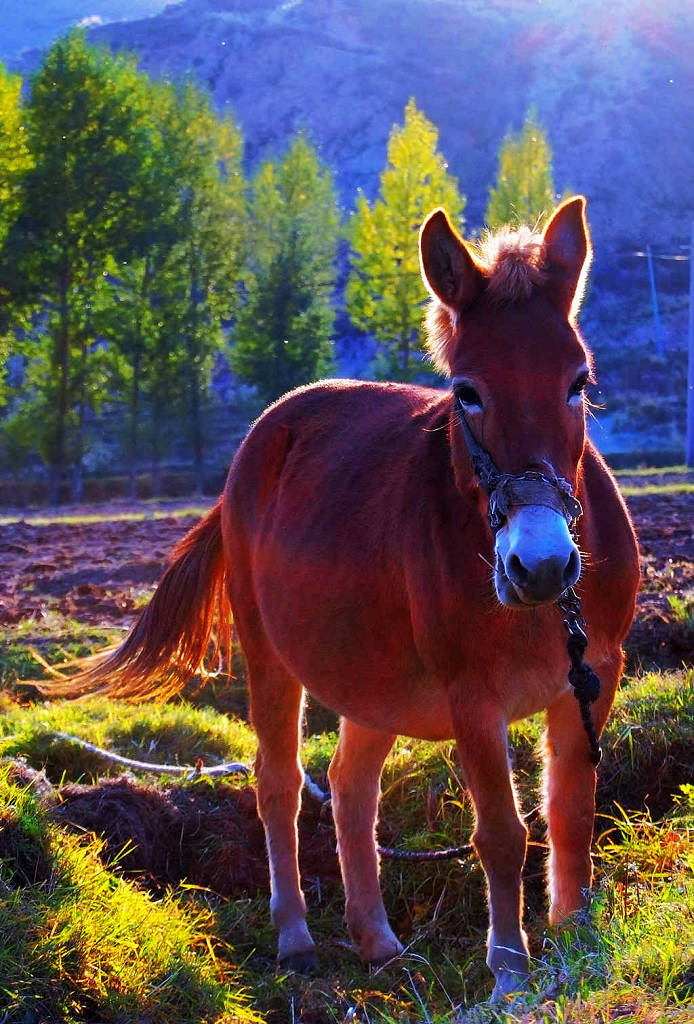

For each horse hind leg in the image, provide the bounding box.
[328,718,402,962]
[247,650,316,971]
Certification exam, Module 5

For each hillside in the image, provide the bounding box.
[1,0,177,58]
[76,0,694,256]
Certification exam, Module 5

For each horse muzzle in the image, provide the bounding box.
[494,505,581,607]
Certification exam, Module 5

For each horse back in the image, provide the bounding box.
[224,379,455,552]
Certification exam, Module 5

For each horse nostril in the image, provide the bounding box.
[563,548,581,587]
[507,553,529,588]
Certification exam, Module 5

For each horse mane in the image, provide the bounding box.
[425,225,547,374]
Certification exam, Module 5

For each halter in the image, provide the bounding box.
[452,379,602,766]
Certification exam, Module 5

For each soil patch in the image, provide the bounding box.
[2,490,691,669]
[50,775,339,898]
[0,510,202,627]
[623,489,694,670]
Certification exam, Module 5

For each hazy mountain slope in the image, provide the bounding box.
[1,0,180,58]
[80,0,694,254]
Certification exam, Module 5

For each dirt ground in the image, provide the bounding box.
[1,484,692,669]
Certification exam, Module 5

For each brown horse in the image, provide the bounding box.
[53,196,639,999]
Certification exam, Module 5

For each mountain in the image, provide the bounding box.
[1,1,180,59]
[74,0,694,258]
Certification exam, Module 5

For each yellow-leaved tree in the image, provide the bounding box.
[485,108,557,231]
[346,99,464,380]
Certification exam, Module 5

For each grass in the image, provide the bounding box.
[613,465,689,477]
[0,697,259,783]
[0,615,122,693]
[667,592,694,631]
[619,482,694,497]
[4,481,692,521]
[609,464,693,497]
[0,666,691,1022]
[0,502,213,526]
[0,765,262,1023]
[0,597,692,1021]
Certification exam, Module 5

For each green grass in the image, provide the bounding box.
[0,696,259,783]
[613,464,689,477]
[0,503,213,526]
[0,633,692,1021]
[0,616,122,692]
[619,482,694,496]
[0,765,261,1023]
[609,463,693,496]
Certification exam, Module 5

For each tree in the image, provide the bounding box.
[0,63,32,400]
[0,65,31,251]
[156,82,247,492]
[94,79,247,495]
[485,109,557,231]
[231,135,338,405]
[0,32,170,502]
[346,98,464,380]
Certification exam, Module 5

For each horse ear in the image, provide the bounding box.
[542,196,592,318]
[420,208,485,311]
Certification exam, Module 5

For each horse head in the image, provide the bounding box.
[420,197,593,608]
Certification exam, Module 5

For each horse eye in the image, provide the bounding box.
[568,372,589,403]
[455,383,483,409]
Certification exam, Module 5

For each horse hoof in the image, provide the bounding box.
[360,936,404,965]
[278,948,318,974]
[490,971,529,1002]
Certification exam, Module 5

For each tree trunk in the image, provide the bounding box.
[71,458,84,504]
[71,331,87,504]
[129,261,149,500]
[190,366,204,495]
[48,266,71,505]
[188,246,204,496]
[151,394,163,498]
[129,348,141,500]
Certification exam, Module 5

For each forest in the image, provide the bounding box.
[3,32,685,508]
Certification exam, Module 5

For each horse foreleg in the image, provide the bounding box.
[454,704,529,1000]
[328,718,401,962]
[249,665,315,971]
[544,652,621,923]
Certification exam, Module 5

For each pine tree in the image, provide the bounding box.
[485,109,557,231]
[346,98,464,380]
[231,135,338,405]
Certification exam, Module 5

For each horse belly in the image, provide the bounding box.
[253,563,455,740]
[309,671,455,741]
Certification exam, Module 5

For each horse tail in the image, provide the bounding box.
[36,499,231,702]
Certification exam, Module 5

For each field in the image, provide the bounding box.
[0,470,692,1023]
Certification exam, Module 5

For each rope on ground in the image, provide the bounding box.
[4,733,475,862]
[301,767,473,861]
[50,732,251,780]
